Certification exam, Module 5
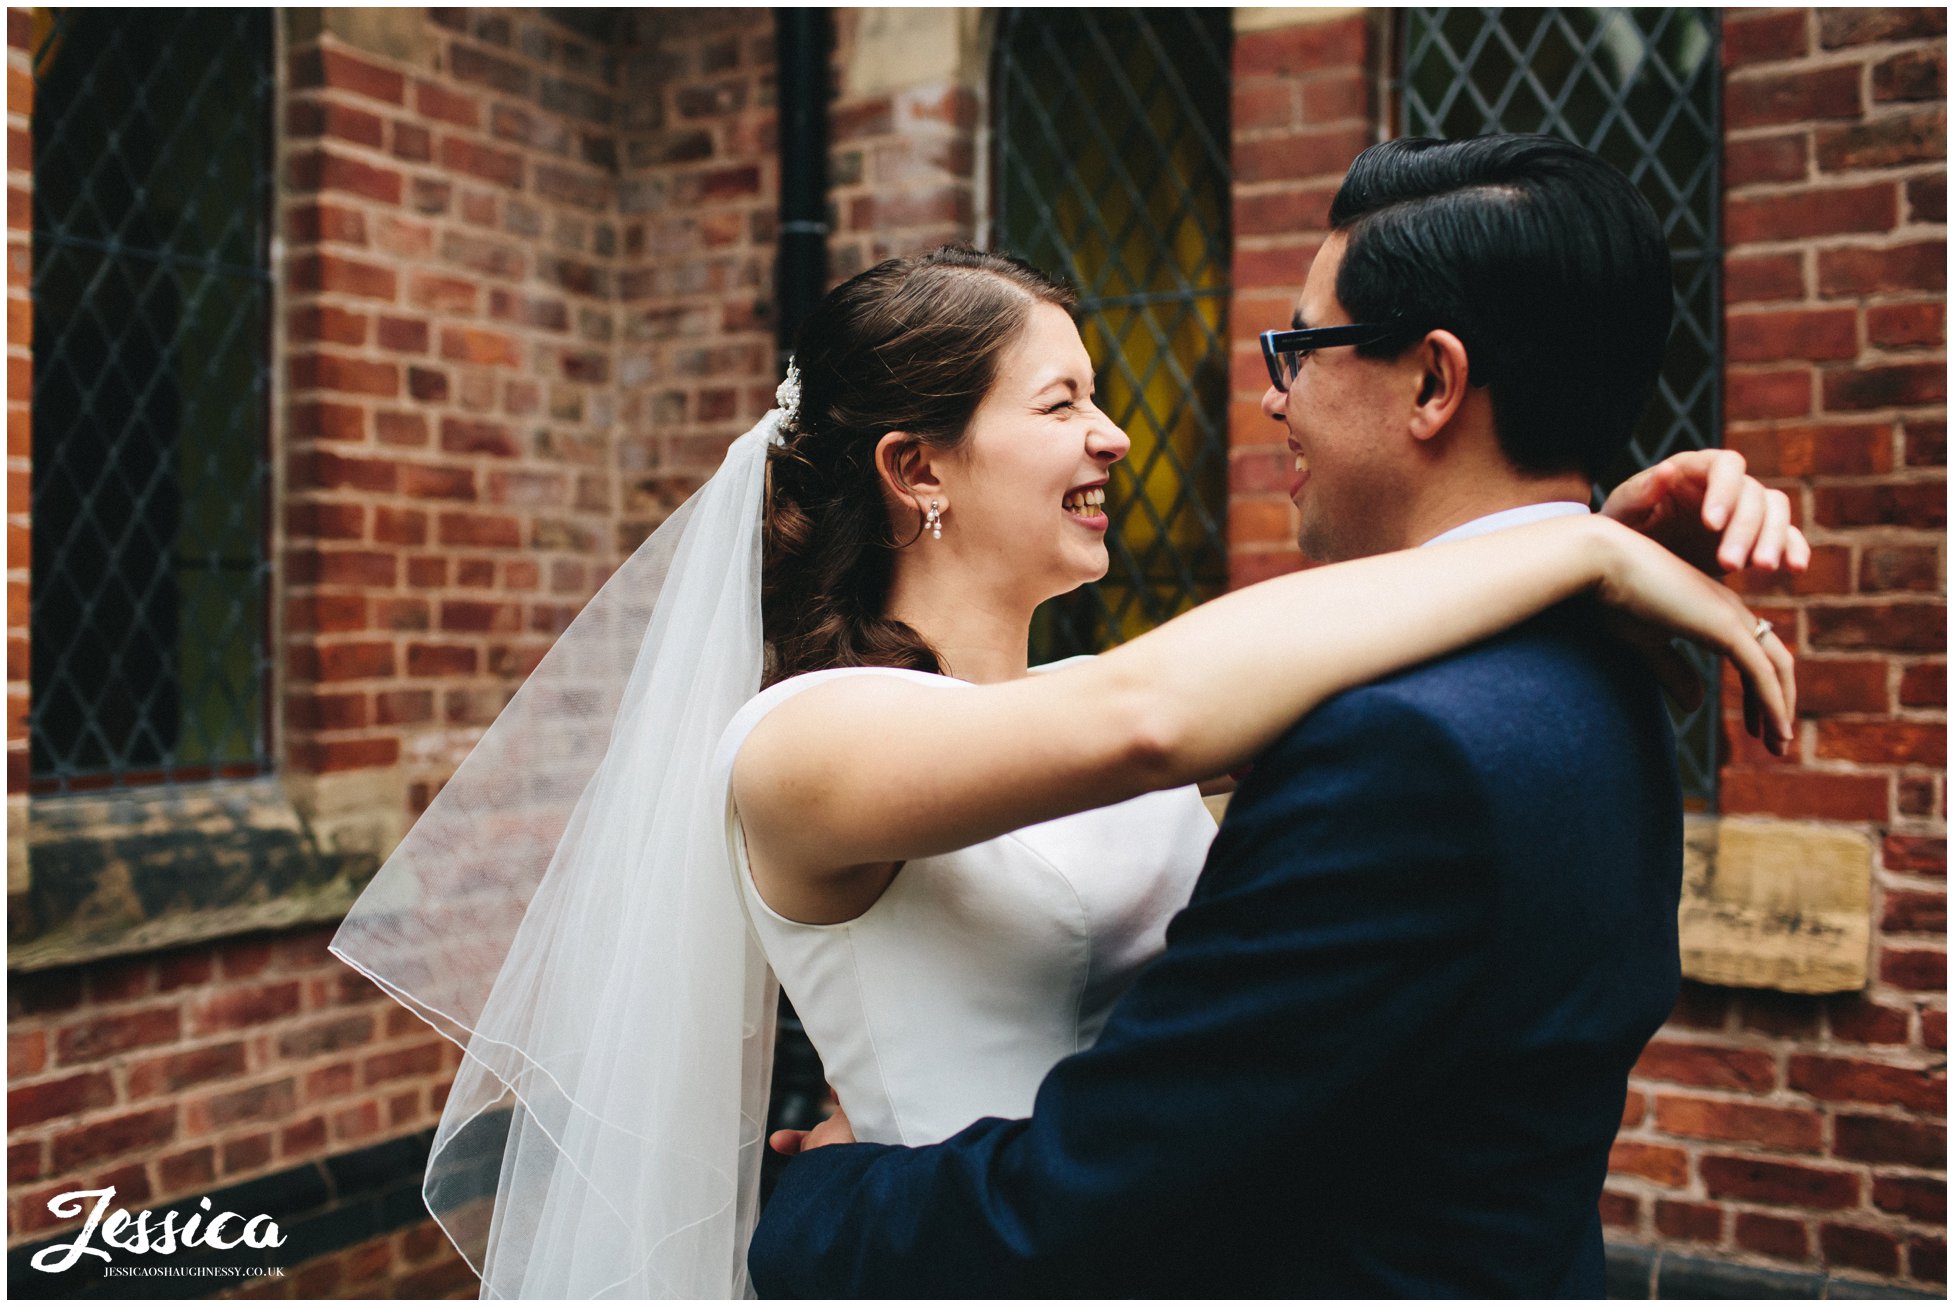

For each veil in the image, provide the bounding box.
[329,411,783,1297]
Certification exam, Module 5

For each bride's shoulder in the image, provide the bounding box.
[1028,653,1100,675]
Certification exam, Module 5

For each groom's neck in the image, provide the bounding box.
[1396,466,1593,551]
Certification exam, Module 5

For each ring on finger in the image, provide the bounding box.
[1752,617,1774,643]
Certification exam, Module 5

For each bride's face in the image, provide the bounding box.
[946,303,1130,602]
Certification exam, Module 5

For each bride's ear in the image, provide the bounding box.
[874,431,945,515]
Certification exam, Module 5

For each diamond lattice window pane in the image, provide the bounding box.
[30,9,274,791]
[1400,8,1723,806]
[995,9,1232,662]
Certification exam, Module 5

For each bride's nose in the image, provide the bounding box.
[1087,415,1130,464]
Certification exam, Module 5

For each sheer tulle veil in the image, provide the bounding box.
[329,411,785,1297]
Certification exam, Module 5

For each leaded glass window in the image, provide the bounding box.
[1400,8,1722,804]
[993,9,1232,662]
[29,9,275,793]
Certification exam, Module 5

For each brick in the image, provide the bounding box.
[407,366,449,402]
[1725,65,1864,130]
[1597,1188,1640,1230]
[1721,767,1892,821]
[376,411,429,447]
[414,79,482,130]
[438,136,523,187]
[286,501,365,542]
[1634,1040,1777,1092]
[1828,994,1915,1044]
[1909,171,1948,223]
[401,464,476,500]
[288,548,395,588]
[1233,17,1367,76]
[290,351,399,399]
[1789,1053,1945,1110]
[289,148,405,206]
[51,1106,177,1170]
[450,43,530,96]
[127,1042,250,1098]
[393,120,432,163]
[9,1070,116,1127]
[8,1029,46,1078]
[292,47,407,104]
[1726,132,1810,188]
[1817,719,1945,767]
[1233,82,1297,132]
[1727,184,1898,244]
[280,1115,329,1158]
[187,980,302,1035]
[1819,7,1947,48]
[1875,48,1948,102]
[1700,1154,1861,1210]
[1899,661,1946,706]
[1816,480,1947,528]
[1843,1114,1946,1170]
[376,315,430,354]
[437,511,522,548]
[288,200,368,246]
[222,1132,275,1174]
[1886,835,1948,874]
[1821,1223,1902,1276]
[1810,602,1944,652]
[1234,124,1374,184]
[440,327,522,367]
[289,737,401,773]
[288,304,368,347]
[1818,107,1948,172]
[1821,359,1946,410]
[1868,302,1945,350]
[1653,1199,1722,1243]
[1734,1210,1809,1261]
[54,1006,181,1065]
[1607,1140,1690,1187]
[1906,418,1946,465]
[1880,947,1945,991]
[1726,369,1812,420]
[1723,10,1810,66]
[407,272,478,315]
[406,643,477,677]
[1794,659,1891,714]
[1875,1175,1947,1224]
[1908,1236,1947,1285]
[158,1146,216,1193]
[1653,1095,1824,1151]
[193,1077,297,1130]
[1818,241,1946,297]
[363,1041,444,1086]
[1728,307,1859,362]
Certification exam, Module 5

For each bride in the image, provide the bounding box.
[331,245,1800,1297]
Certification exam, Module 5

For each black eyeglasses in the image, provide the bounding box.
[1259,323,1407,392]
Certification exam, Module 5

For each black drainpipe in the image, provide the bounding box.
[773,7,832,367]
[762,13,833,1188]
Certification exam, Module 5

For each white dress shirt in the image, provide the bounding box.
[1420,500,1592,548]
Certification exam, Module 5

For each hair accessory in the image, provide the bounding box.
[927,499,942,540]
[775,357,803,433]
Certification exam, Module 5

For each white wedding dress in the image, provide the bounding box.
[712,663,1220,1146]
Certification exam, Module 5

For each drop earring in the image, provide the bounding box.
[926,500,942,540]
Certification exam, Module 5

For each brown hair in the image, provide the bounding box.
[762,245,1076,687]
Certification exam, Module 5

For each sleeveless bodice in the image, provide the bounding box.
[712,665,1217,1146]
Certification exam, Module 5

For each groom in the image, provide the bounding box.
[750,136,1737,1296]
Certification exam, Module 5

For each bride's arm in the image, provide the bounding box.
[734,513,1791,894]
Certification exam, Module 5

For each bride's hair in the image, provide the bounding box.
[762,244,1076,686]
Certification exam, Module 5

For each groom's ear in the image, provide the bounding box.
[874,431,945,512]
[1408,330,1472,445]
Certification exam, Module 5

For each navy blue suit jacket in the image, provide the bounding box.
[750,609,1683,1298]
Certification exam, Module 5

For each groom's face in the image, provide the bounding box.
[1260,233,1420,563]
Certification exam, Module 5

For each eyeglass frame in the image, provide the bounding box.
[1259,323,1414,392]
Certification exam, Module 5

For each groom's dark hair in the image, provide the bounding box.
[1328,135,1673,483]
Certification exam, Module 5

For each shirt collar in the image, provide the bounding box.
[1419,501,1592,548]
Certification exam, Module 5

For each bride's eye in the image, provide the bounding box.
[1045,400,1075,414]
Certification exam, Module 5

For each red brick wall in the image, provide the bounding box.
[7,10,31,802]
[1606,8,1946,1291]
[826,10,980,284]
[1225,13,1380,588]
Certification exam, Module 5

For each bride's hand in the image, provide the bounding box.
[1588,518,1797,755]
[769,1104,856,1157]
[1601,449,1812,577]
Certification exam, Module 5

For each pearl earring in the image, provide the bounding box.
[926,500,942,540]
